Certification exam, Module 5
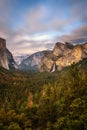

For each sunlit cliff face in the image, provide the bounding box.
[39,42,87,72]
[0,38,17,70]
[0,38,9,69]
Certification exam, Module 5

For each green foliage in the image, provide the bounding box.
[7,122,21,130]
[0,64,87,130]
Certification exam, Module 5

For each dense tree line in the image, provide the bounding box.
[0,65,87,130]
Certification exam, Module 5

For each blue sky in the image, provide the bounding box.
[0,0,87,55]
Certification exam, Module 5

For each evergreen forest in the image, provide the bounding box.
[0,62,87,130]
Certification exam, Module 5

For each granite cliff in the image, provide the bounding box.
[0,38,17,70]
[39,42,87,72]
[19,51,47,70]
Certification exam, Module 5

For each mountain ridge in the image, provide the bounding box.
[1,37,87,72]
[19,50,48,70]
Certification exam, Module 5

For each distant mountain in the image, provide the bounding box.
[14,55,29,65]
[0,38,17,70]
[19,50,47,70]
[39,42,87,72]
[1,37,87,72]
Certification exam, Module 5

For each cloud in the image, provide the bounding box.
[20,6,48,34]
[0,0,12,39]
[58,25,87,43]
[12,38,54,55]
[18,0,87,37]
[70,0,87,25]
[20,4,78,35]
[0,0,87,55]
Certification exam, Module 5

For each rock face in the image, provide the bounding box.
[0,38,17,70]
[39,42,87,72]
[14,55,29,65]
[19,51,47,70]
[53,42,74,56]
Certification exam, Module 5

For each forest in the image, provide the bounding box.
[0,63,87,130]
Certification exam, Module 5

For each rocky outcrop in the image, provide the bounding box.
[39,42,87,72]
[53,42,74,57]
[0,38,17,70]
[39,50,56,72]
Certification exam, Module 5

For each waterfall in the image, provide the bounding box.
[50,63,56,72]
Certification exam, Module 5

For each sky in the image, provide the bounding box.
[0,0,87,56]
